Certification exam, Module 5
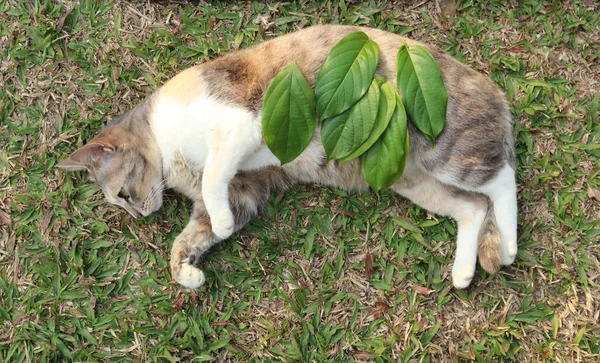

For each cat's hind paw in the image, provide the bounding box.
[500,238,518,266]
[174,263,206,289]
[452,262,475,289]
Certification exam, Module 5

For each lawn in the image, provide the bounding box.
[1,0,599,361]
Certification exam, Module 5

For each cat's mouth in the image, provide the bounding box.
[105,192,143,219]
[122,203,142,219]
[122,200,155,218]
[114,198,142,219]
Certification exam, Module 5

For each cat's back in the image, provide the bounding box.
[159,24,505,112]
[199,25,425,100]
[197,25,507,113]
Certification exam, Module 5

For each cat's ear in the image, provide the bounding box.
[57,139,116,172]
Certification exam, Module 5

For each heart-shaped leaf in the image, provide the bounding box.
[321,80,380,161]
[396,44,447,145]
[339,79,396,164]
[360,92,409,192]
[262,62,316,164]
[316,31,380,120]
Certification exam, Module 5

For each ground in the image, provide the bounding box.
[0,0,599,361]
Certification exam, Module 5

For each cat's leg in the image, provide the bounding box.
[170,203,236,289]
[171,167,291,288]
[202,117,264,240]
[475,163,518,265]
[170,213,212,289]
[391,163,488,288]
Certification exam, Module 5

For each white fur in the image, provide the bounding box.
[175,264,206,289]
[240,144,281,171]
[477,163,518,265]
[452,207,487,288]
[151,94,277,240]
[431,162,518,267]
[151,96,255,169]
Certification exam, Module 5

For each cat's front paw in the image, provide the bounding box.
[210,209,234,240]
[171,245,206,289]
[174,263,206,289]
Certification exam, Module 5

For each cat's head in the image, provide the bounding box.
[57,110,164,218]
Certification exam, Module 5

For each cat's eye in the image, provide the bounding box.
[118,190,130,199]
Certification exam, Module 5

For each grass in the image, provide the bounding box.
[0,0,599,361]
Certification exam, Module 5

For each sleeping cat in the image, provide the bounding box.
[58,25,517,289]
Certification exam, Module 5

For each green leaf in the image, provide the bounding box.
[262,62,316,164]
[396,44,447,145]
[316,31,380,120]
[321,80,381,161]
[420,323,441,347]
[360,92,409,191]
[339,80,396,163]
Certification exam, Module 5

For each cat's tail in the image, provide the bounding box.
[477,203,501,274]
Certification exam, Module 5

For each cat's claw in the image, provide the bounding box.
[211,209,235,240]
[187,252,205,266]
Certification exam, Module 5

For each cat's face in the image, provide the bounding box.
[58,123,164,218]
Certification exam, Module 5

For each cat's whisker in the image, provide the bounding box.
[151,179,165,197]
[145,177,169,209]
[147,181,164,202]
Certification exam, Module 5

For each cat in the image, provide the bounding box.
[57,25,517,289]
